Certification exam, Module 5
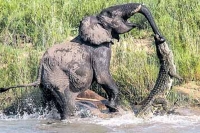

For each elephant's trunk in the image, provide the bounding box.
[137,5,162,37]
[123,3,163,38]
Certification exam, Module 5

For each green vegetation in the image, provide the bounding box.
[0,0,200,110]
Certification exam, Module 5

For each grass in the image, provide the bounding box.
[0,0,200,110]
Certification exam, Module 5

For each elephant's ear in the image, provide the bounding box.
[79,16,112,45]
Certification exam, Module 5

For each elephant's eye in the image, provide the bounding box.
[107,11,113,18]
[101,11,112,18]
[122,16,128,21]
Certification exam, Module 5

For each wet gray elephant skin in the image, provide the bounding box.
[0,3,164,120]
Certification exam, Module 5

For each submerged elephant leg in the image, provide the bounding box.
[50,89,68,120]
[93,44,119,112]
[41,64,79,119]
[40,87,53,111]
[64,88,78,116]
[48,86,78,120]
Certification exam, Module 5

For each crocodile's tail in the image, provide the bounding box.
[0,60,43,93]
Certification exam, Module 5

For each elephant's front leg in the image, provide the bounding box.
[93,44,119,112]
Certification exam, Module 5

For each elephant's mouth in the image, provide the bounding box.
[121,18,136,29]
[125,19,133,26]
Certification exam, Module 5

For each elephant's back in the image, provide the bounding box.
[44,41,90,65]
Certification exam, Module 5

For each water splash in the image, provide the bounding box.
[149,115,200,126]
[92,112,144,126]
[1,106,200,133]
[1,96,200,133]
[83,111,200,128]
[0,106,61,120]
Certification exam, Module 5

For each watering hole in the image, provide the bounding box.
[1,107,200,133]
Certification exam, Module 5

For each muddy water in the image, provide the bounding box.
[1,107,200,133]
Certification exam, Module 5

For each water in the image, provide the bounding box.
[1,107,200,133]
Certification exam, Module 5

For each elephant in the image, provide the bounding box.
[0,3,164,120]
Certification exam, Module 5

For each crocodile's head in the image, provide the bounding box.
[135,103,167,118]
[135,107,153,118]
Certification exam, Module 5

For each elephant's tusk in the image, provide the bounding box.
[131,4,142,14]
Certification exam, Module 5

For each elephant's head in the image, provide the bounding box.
[79,3,165,45]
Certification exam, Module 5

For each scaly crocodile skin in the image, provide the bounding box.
[136,35,182,117]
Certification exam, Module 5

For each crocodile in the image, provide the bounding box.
[135,34,182,117]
